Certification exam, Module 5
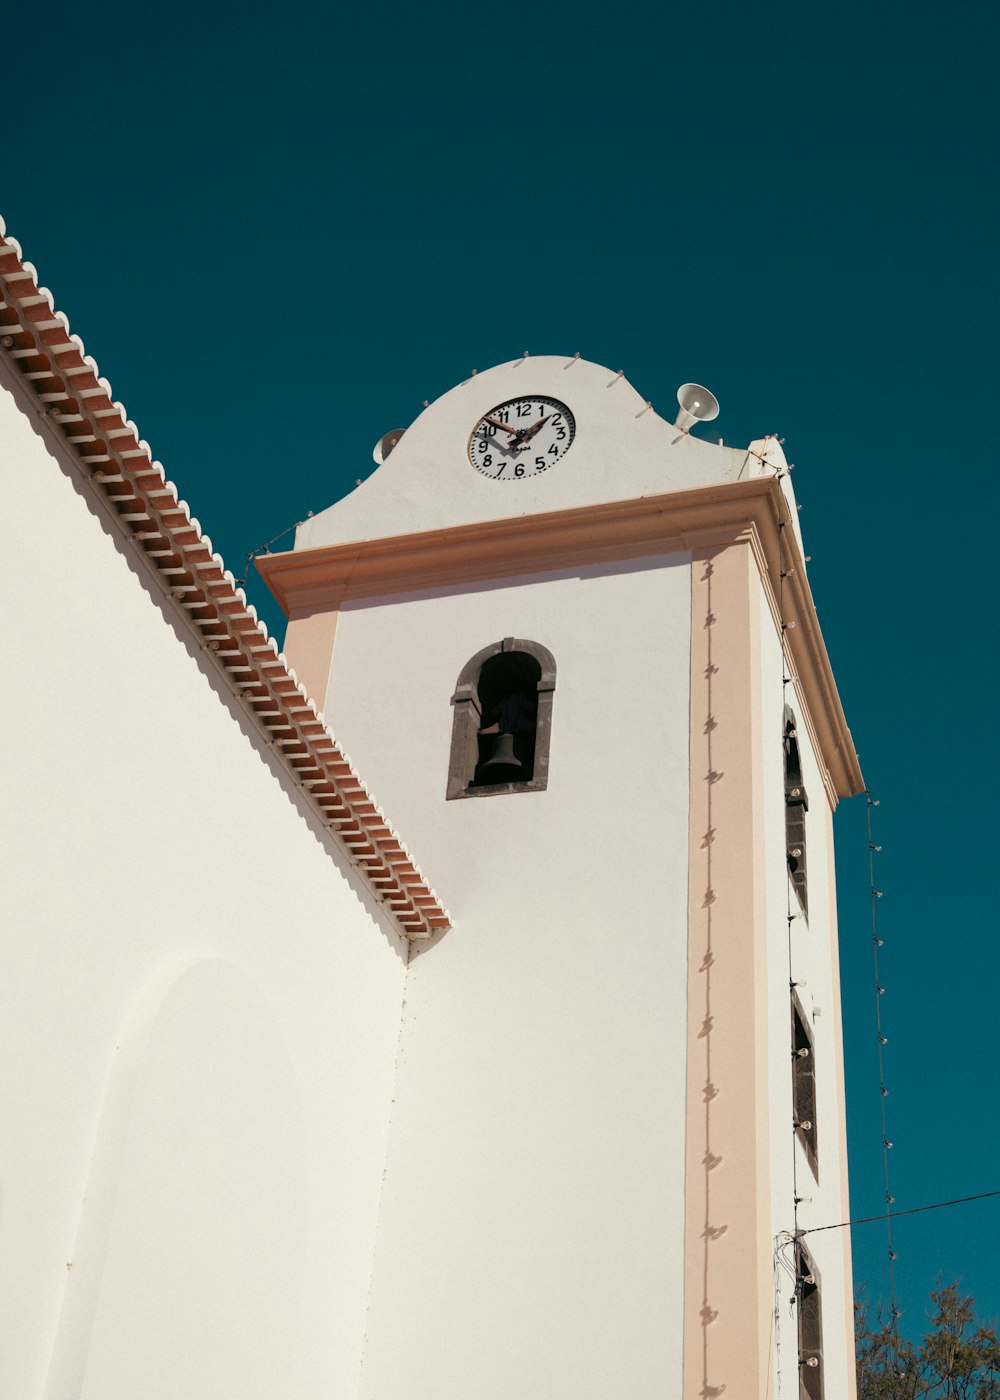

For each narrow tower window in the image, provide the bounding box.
[792,993,818,1179]
[447,638,556,800]
[796,1242,824,1399]
[784,707,809,916]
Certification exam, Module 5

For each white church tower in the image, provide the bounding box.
[258,355,864,1400]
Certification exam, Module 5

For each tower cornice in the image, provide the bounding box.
[257,477,864,804]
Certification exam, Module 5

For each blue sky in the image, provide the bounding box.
[5,0,998,1338]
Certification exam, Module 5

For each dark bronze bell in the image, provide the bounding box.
[480,730,523,778]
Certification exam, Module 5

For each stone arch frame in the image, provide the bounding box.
[447,637,556,800]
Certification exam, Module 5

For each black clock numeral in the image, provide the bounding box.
[483,453,492,468]
[495,462,506,475]
[498,409,509,423]
[517,401,531,417]
[548,443,559,456]
[479,439,488,453]
[483,423,496,436]
[535,456,546,469]
[556,427,566,440]
[514,462,525,477]
[552,413,562,425]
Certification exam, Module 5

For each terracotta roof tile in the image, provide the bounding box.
[0,215,449,939]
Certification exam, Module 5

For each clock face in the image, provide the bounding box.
[468,397,576,480]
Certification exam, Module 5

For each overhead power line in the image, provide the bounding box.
[798,1188,1000,1237]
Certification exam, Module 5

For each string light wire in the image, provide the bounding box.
[777,512,801,1241]
[770,1231,802,1399]
[774,458,809,1383]
[771,447,903,1371]
[234,513,311,588]
[866,790,902,1364]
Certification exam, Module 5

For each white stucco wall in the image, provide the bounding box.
[0,370,407,1400]
[317,556,692,1399]
[758,598,856,1399]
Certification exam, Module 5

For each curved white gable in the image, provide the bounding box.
[297,355,793,549]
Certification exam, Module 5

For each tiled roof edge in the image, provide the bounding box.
[0,215,450,940]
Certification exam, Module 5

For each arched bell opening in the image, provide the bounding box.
[447,637,556,800]
[473,651,541,785]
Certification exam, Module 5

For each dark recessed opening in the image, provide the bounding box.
[797,1243,824,1399]
[784,710,809,917]
[447,638,556,801]
[472,651,541,786]
[792,996,818,1179]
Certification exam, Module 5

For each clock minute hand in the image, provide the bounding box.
[520,413,552,441]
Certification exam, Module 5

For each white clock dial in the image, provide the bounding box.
[468,397,576,480]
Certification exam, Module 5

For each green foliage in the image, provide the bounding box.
[856,1284,1000,1400]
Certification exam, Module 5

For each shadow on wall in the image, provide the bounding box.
[696,557,729,1400]
[44,959,309,1400]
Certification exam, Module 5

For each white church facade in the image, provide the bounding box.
[1,217,862,1399]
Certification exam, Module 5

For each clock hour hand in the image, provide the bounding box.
[482,415,518,437]
[507,414,554,452]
